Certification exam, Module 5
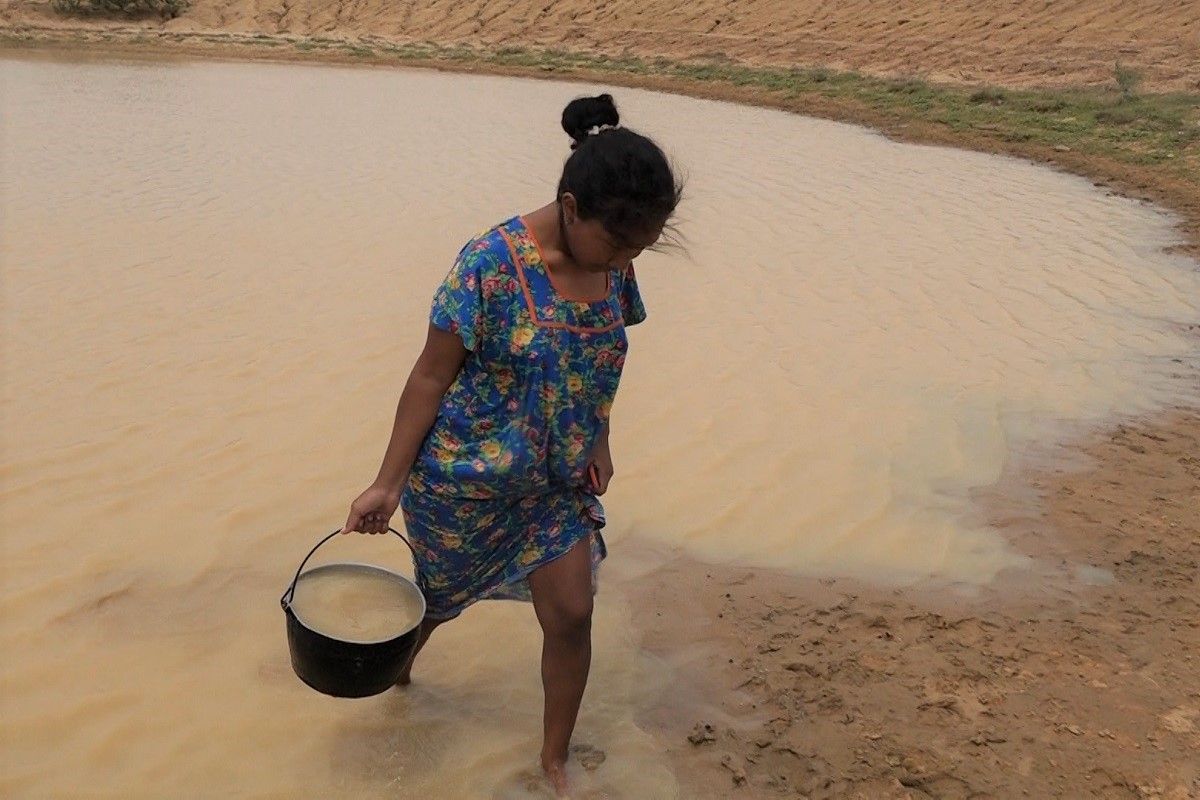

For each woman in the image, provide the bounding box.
[340,93,682,794]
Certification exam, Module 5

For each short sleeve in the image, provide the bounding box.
[430,245,487,351]
[618,264,647,326]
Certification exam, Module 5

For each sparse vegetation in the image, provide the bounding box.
[1114,62,1143,99]
[422,45,1194,175]
[970,88,1006,106]
[51,0,187,19]
[256,39,1195,176]
[4,28,1194,184]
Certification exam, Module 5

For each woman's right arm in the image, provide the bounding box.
[341,324,469,534]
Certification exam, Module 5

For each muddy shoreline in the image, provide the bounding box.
[629,408,1200,798]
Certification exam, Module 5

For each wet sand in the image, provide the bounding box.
[630,409,1200,798]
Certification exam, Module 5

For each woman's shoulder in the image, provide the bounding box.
[455,217,522,272]
[439,218,526,308]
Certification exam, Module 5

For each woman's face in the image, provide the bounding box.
[562,194,664,273]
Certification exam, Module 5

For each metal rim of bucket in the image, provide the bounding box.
[281,527,426,642]
[288,561,425,644]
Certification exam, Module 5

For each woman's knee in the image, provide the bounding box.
[540,596,593,640]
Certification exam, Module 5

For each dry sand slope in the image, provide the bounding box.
[3,0,1199,91]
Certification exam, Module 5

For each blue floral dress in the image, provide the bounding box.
[400,216,646,620]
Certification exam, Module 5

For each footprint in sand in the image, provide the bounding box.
[569,743,607,771]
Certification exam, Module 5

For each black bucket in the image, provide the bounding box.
[280,527,425,698]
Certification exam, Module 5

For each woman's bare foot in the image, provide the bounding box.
[541,754,570,797]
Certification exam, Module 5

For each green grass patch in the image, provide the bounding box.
[491,51,1200,178]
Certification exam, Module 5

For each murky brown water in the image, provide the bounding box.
[290,564,424,643]
[2,53,1197,797]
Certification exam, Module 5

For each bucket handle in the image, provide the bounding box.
[280,527,415,611]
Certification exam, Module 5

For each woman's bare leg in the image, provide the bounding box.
[396,614,452,686]
[528,536,595,796]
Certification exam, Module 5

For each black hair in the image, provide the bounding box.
[558,94,683,248]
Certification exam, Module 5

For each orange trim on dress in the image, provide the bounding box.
[518,215,611,304]
[499,226,623,335]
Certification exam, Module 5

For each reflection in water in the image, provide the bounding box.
[1,54,1196,796]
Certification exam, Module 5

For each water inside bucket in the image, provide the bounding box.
[289,563,425,644]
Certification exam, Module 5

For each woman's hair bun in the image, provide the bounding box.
[561,94,620,147]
